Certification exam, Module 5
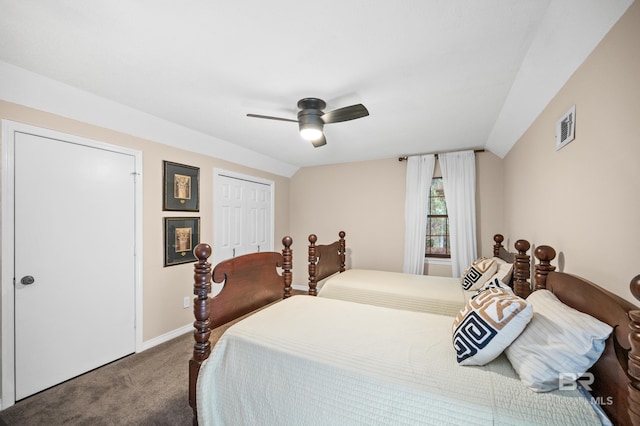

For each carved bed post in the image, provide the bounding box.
[493,234,504,257]
[533,245,556,291]
[189,243,213,416]
[512,239,531,298]
[308,234,318,296]
[282,236,293,298]
[627,275,640,425]
[338,231,346,273]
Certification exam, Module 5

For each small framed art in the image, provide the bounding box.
[163,161,200,211]
[164,217,200,266]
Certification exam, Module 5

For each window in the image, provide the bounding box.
[426,177,450,258]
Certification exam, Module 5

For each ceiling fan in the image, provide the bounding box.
[247,98,369,147]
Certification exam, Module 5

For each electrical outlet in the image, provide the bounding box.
[183,296,190,309]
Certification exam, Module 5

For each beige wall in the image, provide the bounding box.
[503,1,640,302]
[289,151,504,285]
[0,101,290,342]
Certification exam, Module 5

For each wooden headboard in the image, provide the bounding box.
[534,244,640,426]
[307,232,532,298]
[188,236,293,418]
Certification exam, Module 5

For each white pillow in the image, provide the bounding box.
[452,287,532,365]
[492,257,514,284]
[504,289,613,392]
[461,257,498,291]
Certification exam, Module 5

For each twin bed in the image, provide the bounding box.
[309,232,532,316]
[188,234,640,425]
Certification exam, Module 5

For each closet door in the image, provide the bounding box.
[13,131,136,400]
[213,172,273,266]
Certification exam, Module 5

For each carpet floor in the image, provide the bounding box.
[0,292,306,425]
[0,330,196,426]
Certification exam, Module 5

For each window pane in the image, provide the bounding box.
[430,197,447,215]
[429,217,447,234]
[426,177,450,257]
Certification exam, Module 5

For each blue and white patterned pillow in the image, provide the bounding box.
[461,257,498,291]
[471,277,514,300]
[453,287,532,366]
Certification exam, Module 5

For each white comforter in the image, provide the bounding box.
[197,296,602,425]
[318,269,470,316]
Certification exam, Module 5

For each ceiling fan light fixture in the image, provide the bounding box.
[298,111,324,141]
[247,97,368,148]
[300,126,323,141]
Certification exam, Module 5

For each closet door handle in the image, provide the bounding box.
[232,248,236,258]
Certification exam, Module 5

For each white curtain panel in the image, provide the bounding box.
[403,154,435,274]
[440,150,477,277]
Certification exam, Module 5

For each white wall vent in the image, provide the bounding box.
[556,105,576,150]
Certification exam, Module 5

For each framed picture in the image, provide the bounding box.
[164,217,200,266]
[163,161,199,211]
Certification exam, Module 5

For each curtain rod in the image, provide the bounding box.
[398,149,485,161]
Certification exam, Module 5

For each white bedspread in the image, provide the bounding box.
[318,269,470,316]
[197,296,602,426]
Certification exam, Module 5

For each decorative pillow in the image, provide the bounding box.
[470,277,513,300]
[452,287,532,365]
[492,257,514,284]
[504,290,613,392]
[461,257,498,290]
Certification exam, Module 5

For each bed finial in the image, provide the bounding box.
[631,275,640,302]
[493,234,504,257]
[189,243,213,414]
[533,245,556,291]
[282,236,293,298]
[308,234,318,296]
[513,239,531,298]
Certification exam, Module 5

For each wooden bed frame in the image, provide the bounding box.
[533,245,640,425]
[307,231,533,298]
[189,237,640,425]
[188,236,293,420]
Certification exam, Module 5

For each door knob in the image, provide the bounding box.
[20,276,35,285]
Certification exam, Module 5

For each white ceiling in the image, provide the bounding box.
[0,1,632,176]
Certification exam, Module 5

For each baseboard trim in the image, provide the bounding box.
[141,287,309,352]
[141,324,192,352]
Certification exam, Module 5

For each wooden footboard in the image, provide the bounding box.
[307,231,345,296]
[189,236,293,421]
[534,245,640,425]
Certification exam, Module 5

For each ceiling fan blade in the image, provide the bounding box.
[246,113,298,123]
[311,134,327,148]
[321,104,369,124]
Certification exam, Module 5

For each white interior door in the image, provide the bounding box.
[13,131,136,400]
[213,171,273,266]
